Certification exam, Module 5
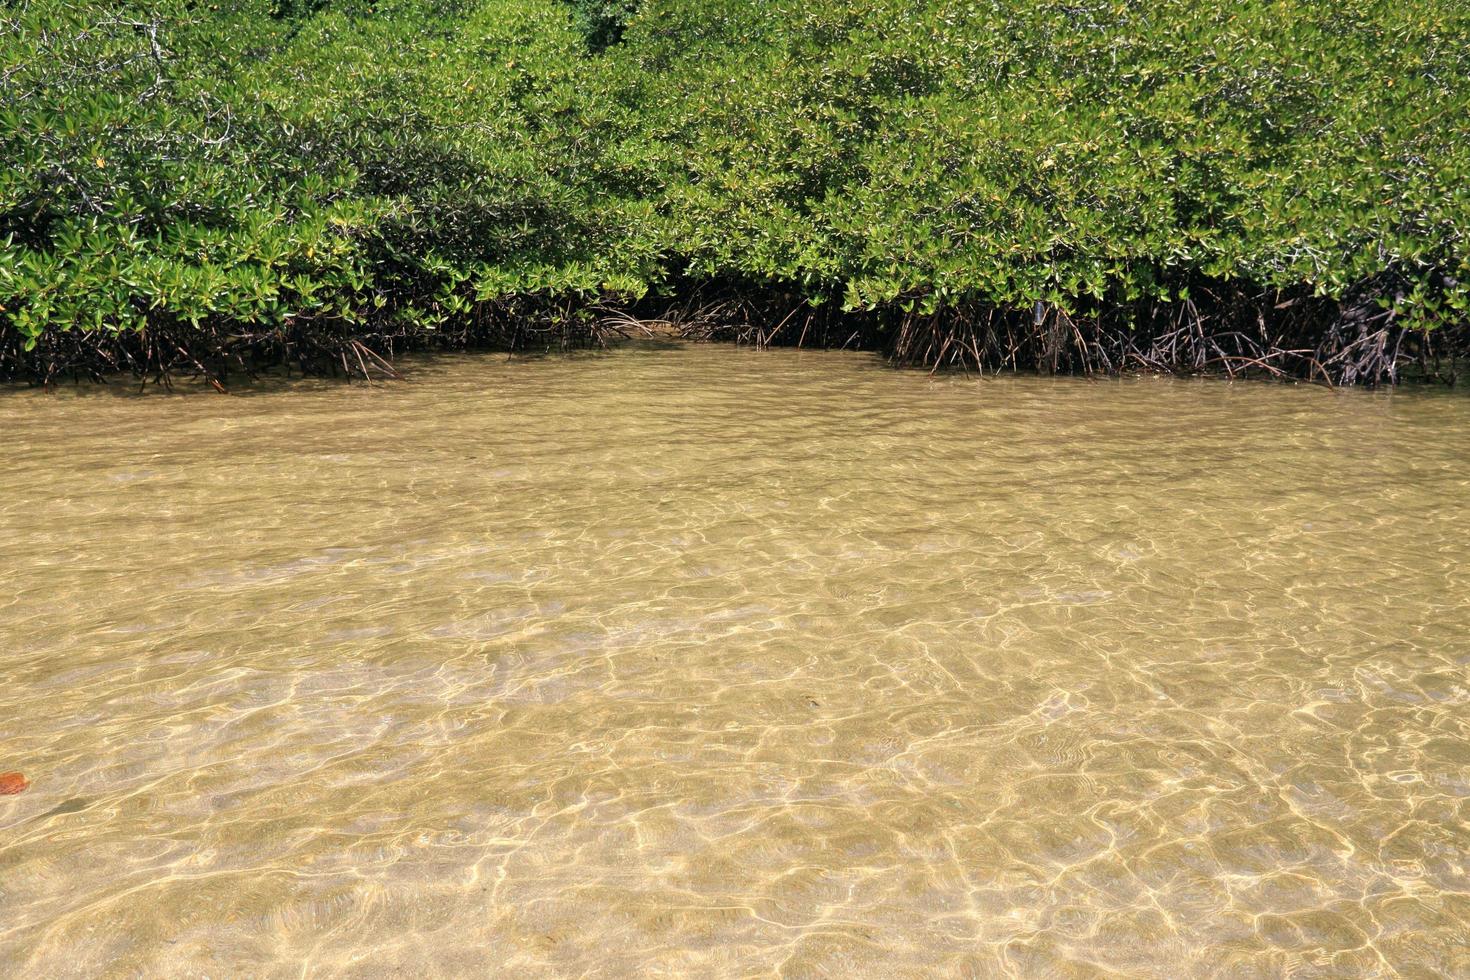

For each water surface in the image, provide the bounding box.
[2,344,1468,976]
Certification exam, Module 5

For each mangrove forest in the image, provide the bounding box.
[3,0,1468,385]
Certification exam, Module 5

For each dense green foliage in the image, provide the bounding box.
[3,0,1467,383]
[565,0,641,50]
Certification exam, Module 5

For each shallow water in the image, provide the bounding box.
[2,343,1468,977]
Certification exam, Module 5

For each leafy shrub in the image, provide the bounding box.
[564,0,641,50]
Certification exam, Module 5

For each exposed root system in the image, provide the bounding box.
[4,281,1464,389]
[664,279,1466,387]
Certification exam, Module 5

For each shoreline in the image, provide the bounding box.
[3,317,1465,396]
[5,291,1465,392]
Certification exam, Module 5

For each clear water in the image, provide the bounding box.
[2,343,1468,976]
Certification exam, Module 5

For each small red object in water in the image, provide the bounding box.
[0,772,29,795]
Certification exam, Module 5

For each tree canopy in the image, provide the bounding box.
[3,0,1466,382]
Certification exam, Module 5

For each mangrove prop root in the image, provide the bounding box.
[661,279,1466,387]
[3,281,1464,388]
